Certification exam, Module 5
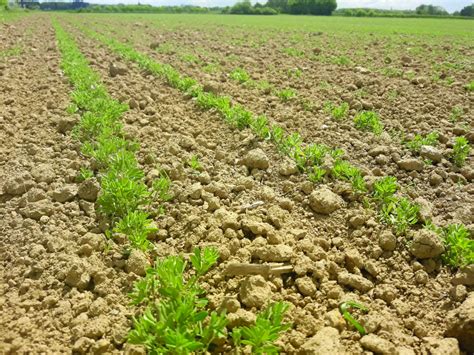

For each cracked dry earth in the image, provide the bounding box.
[0,14,473,354]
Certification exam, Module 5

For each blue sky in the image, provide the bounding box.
[93,0,472,13]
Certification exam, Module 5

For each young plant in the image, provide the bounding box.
[308,166,326,183]
[250,115,271,140]
[152,170,173,204]
[324,101,349,120]
[450,106,463,123]
[405,131,439,153]
[339,301,368,335]
[381,197,419,235]
[332,159,366,193]
[128,247,227,353]
[276,88,296,102]
[114,210,157,251]
[373,176,398,204]
[354,111,383,135]
[230,68,250,84]
[77,167,94,182]
[232,302,291,354]
[187,155,202,171]
[452,136,470,167]
[439,224,474,268]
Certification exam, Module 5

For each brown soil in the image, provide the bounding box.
[0,14,472,355]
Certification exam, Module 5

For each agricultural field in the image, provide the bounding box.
[0,12,473,354]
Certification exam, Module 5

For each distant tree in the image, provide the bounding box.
[460,4,474,16]
[266,0,289,12]
[286,0,336,15]
[415,4,448,16]
[229,0,277,14]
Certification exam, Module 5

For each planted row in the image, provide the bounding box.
[72,22,472,267]
[56,21,292,352]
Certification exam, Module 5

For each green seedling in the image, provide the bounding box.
[465,81,474,92]
[287,67,302,78]
[452,136,470,167]
[332,55,351,66]
[78,167,94,181]
[187,155,202,171]
[152,170,173,204]
[114,210,157,251]
[381,197,419,235]
[282,47,304,57]
[276,88,296,102]
[373,176,398,204]
[270,125,285,146]
[450,106,463,123]
[250,115,271,140]
[128,247,227,353]
[439,224,474,268]
[324,101,349,120]
[308,166,326,183]
[405,131,439,153]
[230,67,250,83]
[232,301,291,354]
[339,301,368,335]
[354,111,383,135]
[332,159,366,193]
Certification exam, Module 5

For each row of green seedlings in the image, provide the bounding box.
[59,21,292,353]
[324,101,471,167]
[229,67,297,103]
[130,247,291,353]
[54,21,166,252]
[74,22,473,269]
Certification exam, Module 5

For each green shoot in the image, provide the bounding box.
[440,224,474,268]
[128,247,226,353]
[276,88,296,102]
[114,211,157,251]
[339,301,368,335]
[450,106,463,123]
[324,101,349,120]
[232,302,291,354]
[308,166,326,183]
[230,68,250,83]
[78,167,94,182]
[405,131,439,153]
[354,111,383,135]
[381,197,419,235]
[187,155,202,171]
[452,136,470,167]
[373,176,398,204]
[251,115,271,140]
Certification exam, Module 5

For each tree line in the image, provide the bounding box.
[227,0,474,17]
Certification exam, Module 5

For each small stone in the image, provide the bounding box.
[227,308,257,328]
[253,244,293,262]
[80,233,105,252]
[414,269,429,284]
[65,259,90,290]
[109,62,128,77]
[57,116,77,134]
[52,184,78,203]
[241,148,269,170]
[78,178,100,202]
[295,276,316,296]
[446,293,474,352]
[409,229,444,259]
[72,337,94,354]
[309,186,344,215]
[360,334,396,354]
[85,316,110,339]
[424,337,460,355]
[324,309,345,331]
[420,146,443,163]
[31,164,56,183]
[20,200,54,220]
[337,271,373,293]
[125,249,149,276]
[451,265,474,286]
[239,275,272,308]
[449,285,467,302]
[279,159,298,176]
[429,172,443,186]
[301,327,344,353]
[398,158,424,171]
[414,197,433,223]
[378,230,397,251]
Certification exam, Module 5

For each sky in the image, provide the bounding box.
[91,0,473,13]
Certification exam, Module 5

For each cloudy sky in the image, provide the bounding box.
[93,0,472,13]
